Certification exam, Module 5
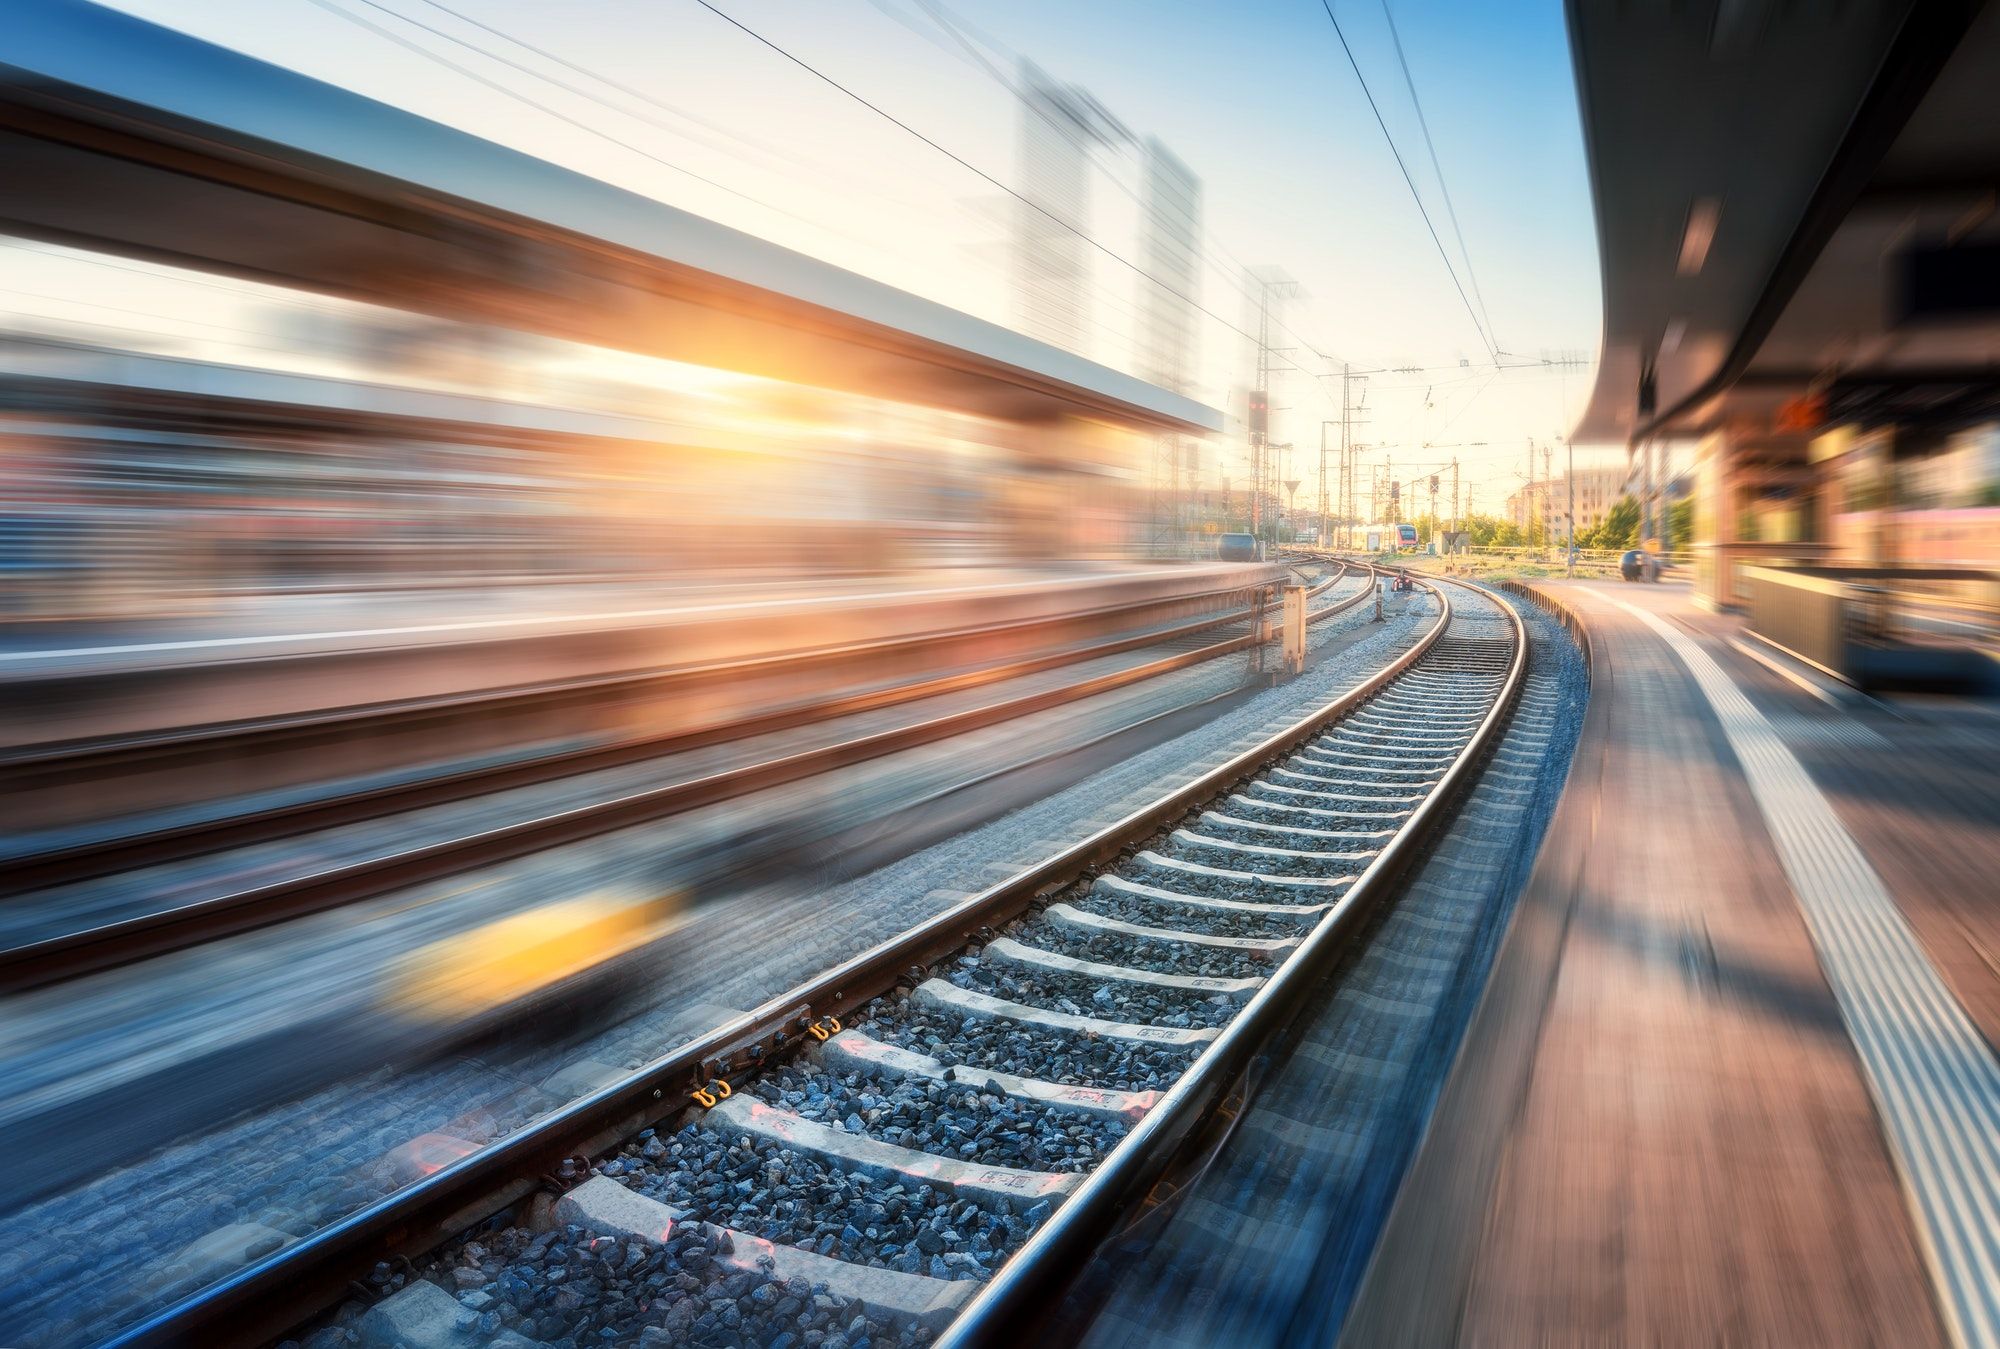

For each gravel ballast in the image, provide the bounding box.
[874,997,1201,1092]
[1120,857,1347,903]
[1150,837,1371,879]
[617,1126,1045,1285]
[1005,921,1277,980]
[944,952,1241,1031]
[1072,885,1314,939]
[742,1061,1122,1175]
[282,579,1518,1349]
[3,579,1436,1349]
[335,1187,935,1349]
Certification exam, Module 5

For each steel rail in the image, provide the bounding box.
[937,575,1528,1347]
[100,566,1423,1349]
[4,573,1305,895]
[7,568,1377,990]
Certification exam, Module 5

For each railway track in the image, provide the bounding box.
[2,565,1369,992]
[102,575,1525,1349]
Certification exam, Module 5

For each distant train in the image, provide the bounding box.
[1363,523,1421,552]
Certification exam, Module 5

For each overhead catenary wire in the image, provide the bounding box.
[885,6,1283,346]
[322,0,1214,375]
[396,0,1004,237]
[456,0,1344,400]
[398,0,1193,373]
[695,0,1295,361]
[319,0,1247,416]
[1315,0,1497,361]
[872,0,1485,398]
[298,0,835,238]
[405,0,789,152]
[1378,0,1500,353]
[307,0,1567,430]
[1433,367,1502,433]
[687,0,1332,378]
[328,0,1343,405]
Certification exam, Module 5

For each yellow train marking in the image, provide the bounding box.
[384,890,685,1023]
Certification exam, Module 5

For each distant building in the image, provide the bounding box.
[1508,464,1634,538]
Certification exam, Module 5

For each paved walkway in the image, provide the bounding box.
[1347,580,2000,1347]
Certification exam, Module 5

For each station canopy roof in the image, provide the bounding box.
[0,0,1220,435]
[1568,0,2000,448]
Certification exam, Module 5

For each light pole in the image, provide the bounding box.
[1319,421,1342,550]
[1267,443,1293,548]
[1562,435,1575,574]
[1421,441,1485,552]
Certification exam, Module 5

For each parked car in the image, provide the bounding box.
[1217,532,1264,562]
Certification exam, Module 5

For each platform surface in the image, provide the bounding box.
[0,561,1283,752]
[0,562,1251,674]
[1347,579,2000,1348]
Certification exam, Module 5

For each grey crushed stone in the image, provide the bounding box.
[615,1126,1046,1283]
[1071,886,1315,939]
[345,1181,932,1349]
[872,998,1200,1092]
[945,951,1241,1030]
[746,1061,1122,1174]
[1118,857,1344,903]
[1006,920,1276,979]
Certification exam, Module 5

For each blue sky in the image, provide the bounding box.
[85,0,1612,508]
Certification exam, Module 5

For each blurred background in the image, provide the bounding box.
[5,1,2000,1346]
[0,0,1612,631]
[0,241,1155,609]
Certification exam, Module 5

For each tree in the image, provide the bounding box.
[1669,497,1693,547]
[1583,494,1642,550]
[1463,513,1519,547]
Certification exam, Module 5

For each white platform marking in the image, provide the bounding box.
[1610,595,2000,1347]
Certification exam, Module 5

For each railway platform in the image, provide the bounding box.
[1346,579,2000,1347]
[1,561,1284,835]
[0,562,1273,695]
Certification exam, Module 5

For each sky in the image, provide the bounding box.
[67,0,1622,515]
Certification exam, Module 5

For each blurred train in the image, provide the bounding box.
[382,888,688,1044]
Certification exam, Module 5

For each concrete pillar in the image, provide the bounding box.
[1282,584,1308,674]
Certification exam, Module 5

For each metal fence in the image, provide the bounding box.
[1457,545,1694,575]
